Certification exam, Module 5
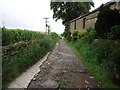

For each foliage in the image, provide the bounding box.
[50,2,94,25]
[95,5,120,39]
[67,41,119,88]
[67,27,120,87]
[62,27,70,38]
[66,32,72,42]
[51,32,59,38]
[2,29,60,88]
[0,28,2,46]
[72,30,90,42]
[81,30,96,43]
[72,30,79,41]
[78,30,87,38]
[50,32,61,40]
[50,2,94,38]
[107,25,120,40]
[2,38,59,88]
[2,28,44,46]
[86,27,94,33]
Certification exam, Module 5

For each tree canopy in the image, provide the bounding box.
[95,5,120,39]
[50,2,94,25]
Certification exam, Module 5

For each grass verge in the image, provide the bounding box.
[2,36,60,88]
[65,40,120,88]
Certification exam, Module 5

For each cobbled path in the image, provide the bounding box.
[28,40,99,88]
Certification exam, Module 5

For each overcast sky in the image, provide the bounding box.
[0,0,111,34]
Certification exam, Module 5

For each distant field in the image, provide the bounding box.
[2,28,44,46]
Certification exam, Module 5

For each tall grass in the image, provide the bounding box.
[2,28,60,88]
[2,28,44,46]
[66,30,120,88]
[2,38,58,88]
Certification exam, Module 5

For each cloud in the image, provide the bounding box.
[0,0,65,34]
[0,0,111,34]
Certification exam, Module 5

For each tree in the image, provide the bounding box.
[95,5,120,39]
[50,2,94,25]
[50,2,94,37]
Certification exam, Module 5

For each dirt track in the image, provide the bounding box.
[28,40,99,88]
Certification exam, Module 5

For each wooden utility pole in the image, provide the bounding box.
[43,17,49,33]
[2,21,4,27]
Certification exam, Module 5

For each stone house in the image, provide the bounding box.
[70,1,120,33]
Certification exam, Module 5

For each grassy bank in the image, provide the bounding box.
[2,28,44,46]
[65,30,120,88]
[2,28,60,88]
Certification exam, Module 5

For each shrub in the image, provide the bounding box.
[68,26,120,87]
[69,36,120,87]
[72,30,79,36]
[66,32,72,42]
[107,25,120,40]
[86,27,94,33]
[78,30,87,38]
[72,30,87,42]
[95,6,120,39]
[62,27,70,38]
[50,32,61,41]
[72,30,79,41]
[51,32,58,37]
[81,29,96,43]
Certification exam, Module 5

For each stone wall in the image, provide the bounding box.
[85,11,99,29]
[70,22,75,33]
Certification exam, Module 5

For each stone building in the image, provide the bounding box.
[70,1,120,33]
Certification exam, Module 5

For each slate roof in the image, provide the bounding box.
[70,1,116,23]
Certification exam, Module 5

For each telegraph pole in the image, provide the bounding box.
[2,21,5,30]
[43,17,49,33]
[2,15,5,28]
[2,21,4,28]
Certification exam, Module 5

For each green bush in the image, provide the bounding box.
[107,25,120,40]
[80,29,96,44]
[78,30,87,38]
[66,32,72,42]
[72,30,87,42]
[50,32,61,40]
[86,27,94,33]
[95,6,120,39]
[72,30,79,41]
[68,27,120,87]
[62,28,70,38]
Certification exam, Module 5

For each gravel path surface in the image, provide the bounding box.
[28,40,99,88]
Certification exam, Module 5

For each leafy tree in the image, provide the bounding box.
[107,25,120,40]
[50,2,94,36]
[95,5,120,39]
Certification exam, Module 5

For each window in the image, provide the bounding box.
[74,20,76,29]
[83,18,86,28]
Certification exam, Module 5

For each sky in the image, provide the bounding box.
[0,0,111,34]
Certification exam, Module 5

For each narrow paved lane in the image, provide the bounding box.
[28,40,99,88]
